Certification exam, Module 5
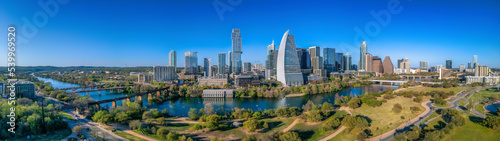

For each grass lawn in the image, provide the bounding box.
[425,116,446,130]
[9,128,73,141]
[434,102,451,108]
[328,128,362,141]
[443,114,500,141]
[290,122,328,141]
[402,87,469,94]
[422,112,439,124]
[457,99,467,106]
[350,97,424,137]
[475,103,486,113]
[113,130,147,141]
[162,123,193,132]
[467,89,500,104]
[60,111,75,120]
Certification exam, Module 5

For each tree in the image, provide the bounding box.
[323,117,341,130]
[243,135,257,141]
[129,120,142,130]
[156,127,170,139]
[73,126,83,134]
[306,110,324,122]
[413,96,423,103]
[392,103,403,113]
[279,132,301,141]
[142,111,154,120]
[393,133,407,141]
[348,98,361,109]
[483,116,500,129]
[92,110,113,124]
[252,111,263,119]
[466,103,474,110]
[243,119,260,132]
[341,115,369,129]
[188,108,198,120]
[321,102,334,116]
[115,112,131,124]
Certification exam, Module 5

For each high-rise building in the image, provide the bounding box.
[382,56,394,74]
[169,50,176,68]
[459,64,466,72]
[153,66,177,81]
[397,58,403,68]
[446,59,452,69]
[265,41,279,80]
[473,55,477,68]
[255,64,264,70]
[204,58,211,77]
[475,65,489,76]
[336,53,344,71]
[184,51,198,74]
[276,30,303,87]
[296,48,310,69]
[359,41,367,71]
[468,62,472,69]
[244,62,252,72]
[323,48,335,72]
[228,51,232,74]
[343,53,352,71]
[231,29,243,75]
[364,53,373,72]
[372,57,383,73]
[309,46,323,70]
[400,58,410,73]
[218,52,226,74]
[420,61,428,71]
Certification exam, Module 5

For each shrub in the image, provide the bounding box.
[72,126,83,134]
[243,119,261,132]
[392,103,402,113]
[156,127,170,139]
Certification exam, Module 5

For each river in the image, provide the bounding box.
[35,76,397,116]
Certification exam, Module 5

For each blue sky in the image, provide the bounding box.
[1,0,499,68]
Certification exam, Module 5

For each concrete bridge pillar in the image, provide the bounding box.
[95,104,100,110]
[81,87,85,91]
[127,98,131,102]
[138,95,142,101]
[112,101,117,109]
[99,91,102,96]
[86,91,89,97]
[148,93,152,99]
[157,91,160,98]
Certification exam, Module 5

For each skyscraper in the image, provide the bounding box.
[420,61,428,70]
[231,29,242,75]
[473,55,478,68]
[397,58,403,69]
[218,52,226,74]
[244,62,252,72]
[265,41,278,80]
[204,58,211,77]
[323,48,335,72]
[364,53,373,72]
[372,57,383,73]
[309,46,322,70]
[382,56,394,74]
[184,51,198,74]
[343,53,352,71]
[359,41,367,71]
[228,51,232,74]
[169,50,176,68]
[296,48,310,69]
[276,30,303,87]
[468,62,472,69]
[446,59,452,69]
[336,52,344,71]
[400,58,410,73]
[459,64,466,72]
[153,66,177,82]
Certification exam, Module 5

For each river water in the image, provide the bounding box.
[35,76,397,116]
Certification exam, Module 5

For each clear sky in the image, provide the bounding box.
[1,0,499,68]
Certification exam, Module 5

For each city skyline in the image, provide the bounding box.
[1,0,499,68]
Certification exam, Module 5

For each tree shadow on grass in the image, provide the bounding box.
[260,121,283,133]
[166,123,190,127]
[468,116,484,125]
[291,129,315,140]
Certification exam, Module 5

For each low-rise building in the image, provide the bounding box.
[198,74,228,86]
[466,76,500,84]
[138,73,153,83]
[2,80,36,98]
[235,75,261,87]
[202,89,234,98]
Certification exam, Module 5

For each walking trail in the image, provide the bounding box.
[316,107,352,141]
[282,118,300,132]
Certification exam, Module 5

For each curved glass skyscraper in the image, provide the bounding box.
[276,30,303,87]
[359,41,367,71]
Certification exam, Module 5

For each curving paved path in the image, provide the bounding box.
[282,119,300,133]
[315,108,351,141]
